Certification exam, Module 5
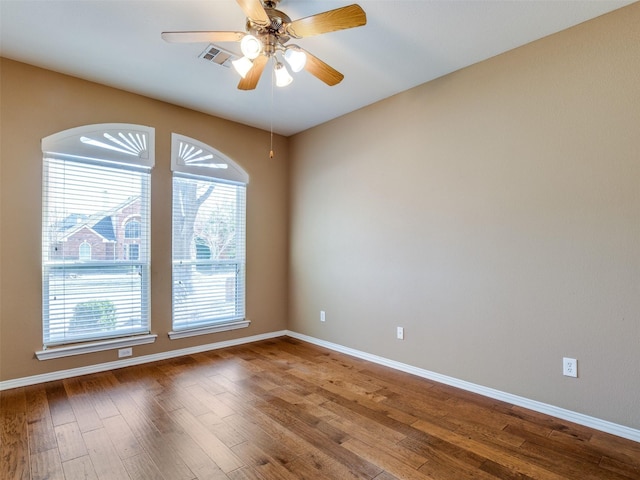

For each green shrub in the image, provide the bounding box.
[71,300,117,332]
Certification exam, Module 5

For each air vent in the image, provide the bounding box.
[199,44,237,68]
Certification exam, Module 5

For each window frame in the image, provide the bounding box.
[169,134,249,339]
[39,124,157,355]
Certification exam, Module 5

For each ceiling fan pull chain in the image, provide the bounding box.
[270,58,275,159]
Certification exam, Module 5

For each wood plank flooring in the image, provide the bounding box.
[1,336,639,479]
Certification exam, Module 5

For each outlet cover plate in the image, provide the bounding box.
[563,357,577,377]
[119,347,133,358]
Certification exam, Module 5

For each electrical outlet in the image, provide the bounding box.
[320,310,326,322]
[396,326,404,340]
[119,347,132,358]
[563,357,577,377]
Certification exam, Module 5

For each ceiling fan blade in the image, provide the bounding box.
[236,0,270,27]
[238,55,269,90]
[301,49,344,86]
[285,4,366,38]
[161,31,244,43]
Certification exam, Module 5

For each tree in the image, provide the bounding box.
[172,180,215,301]
[195,199,237,260]
[173,181,215,258]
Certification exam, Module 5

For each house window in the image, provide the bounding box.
[125,243,140,261]
[125,220,141,238]
[78,241,92,260]
[41,124,154,347]
[170,134,249,338]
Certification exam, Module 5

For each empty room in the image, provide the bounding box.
[1,1,639,479]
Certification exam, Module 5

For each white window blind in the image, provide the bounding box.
[42,124,154,347]
[171,134,248,332]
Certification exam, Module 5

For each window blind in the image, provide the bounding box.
[172,174,246,330]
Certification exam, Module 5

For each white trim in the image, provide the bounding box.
[1,331,286,391]
[284,330,640,444]
[171,133,248,184]
[168,319,250,339]
[42,123,155,168]
[35,334,158,360]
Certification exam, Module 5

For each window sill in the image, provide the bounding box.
[168,319,250,340]
[35,334,157,360]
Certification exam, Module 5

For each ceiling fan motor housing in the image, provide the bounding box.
[246,7,292,51]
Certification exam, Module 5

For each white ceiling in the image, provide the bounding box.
[1,0,635,136]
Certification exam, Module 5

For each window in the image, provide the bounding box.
[42,124,154,347]
[78,241,92,260]
[125,220,141,238]
[170,134,249,338]
[125,243,140,261]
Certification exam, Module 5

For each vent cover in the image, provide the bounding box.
[199,44,238,68]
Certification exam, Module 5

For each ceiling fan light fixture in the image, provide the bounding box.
[274,62,293,87]
[162,1,368,91]
[232,56,254,78]
[284,46,307,73]
[240,34,262,59]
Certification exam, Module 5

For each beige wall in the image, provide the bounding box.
[289,3,640,430]
[0,59,289,381]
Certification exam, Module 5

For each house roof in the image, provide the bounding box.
[58,197,140,242]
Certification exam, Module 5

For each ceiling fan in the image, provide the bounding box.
[162,0,366,90]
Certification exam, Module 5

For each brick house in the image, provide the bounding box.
[50,197,142,261]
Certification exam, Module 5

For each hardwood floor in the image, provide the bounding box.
[1,337,639,479]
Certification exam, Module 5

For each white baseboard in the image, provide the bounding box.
[285,330,640,443]
[3,328,638,443]
[0,330,287,391]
